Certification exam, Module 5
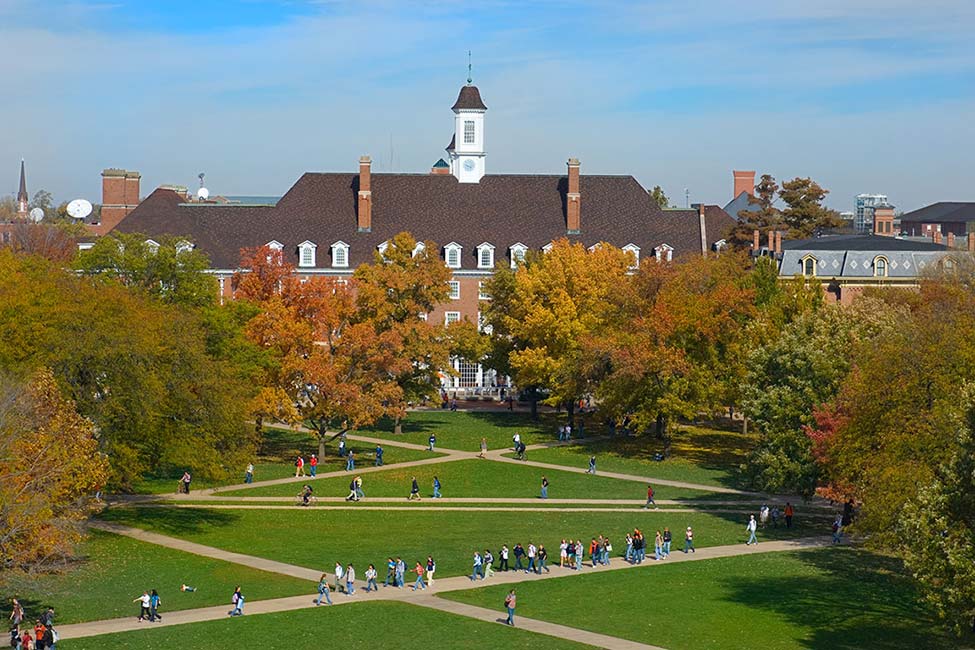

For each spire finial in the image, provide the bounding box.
[467,50,472,84]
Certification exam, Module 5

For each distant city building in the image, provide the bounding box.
[854,193,888,233]
[899,202,975,237]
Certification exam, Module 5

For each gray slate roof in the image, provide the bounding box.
[778,234,953,278]
[900,202,975,224]
[723,191,758,221]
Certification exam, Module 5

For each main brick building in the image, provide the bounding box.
[115,82,735,390]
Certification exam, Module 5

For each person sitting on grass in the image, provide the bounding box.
[180,584,197,592]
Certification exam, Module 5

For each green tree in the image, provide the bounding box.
[779,177,844,238]
[728,174,781,248]
[75,232,217,308]
[649,185,670,209]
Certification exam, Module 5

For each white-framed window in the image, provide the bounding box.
[476,242,495,269]
[77,242,94,251]
[478,281,490,300]
[330,241,350,268]
[413,241,426,257]
[444,242,463,269]
[377,240,390,257]
[801,255,817,277]
[622,243,640,269]
[587,243,603,252]
[418,312,428,322]
[175,240,193,254]
[873,256,889,277]
[654,244,673,262]
[145,239,160,254]
[477,311,493,335]
[542,242,555,254]
[464,120,475,144]
[266,240,284,252]
[509,243,528,268]
[445,311,461,325]
[448,280,461,300]
[298,240,317,268]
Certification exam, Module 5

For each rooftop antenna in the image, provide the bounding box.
[196,172,209,200]
[467,50,472,84]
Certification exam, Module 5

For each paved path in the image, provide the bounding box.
[412,594,667,650]
[62,522,828,644]
[146,496,797,506]
[128,503,781,515]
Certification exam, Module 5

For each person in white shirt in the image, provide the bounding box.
[334,562,344,593]
[746,515,758,545]
[527,543,538,574]
[133,592,151,621]
[345,564,356,595]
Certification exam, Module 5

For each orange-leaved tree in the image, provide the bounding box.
[0,368,109,573]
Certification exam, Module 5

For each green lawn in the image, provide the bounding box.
[514,426,754,490]
[60,601,593,650]
[100,506,828,580]
[443,548,964,650]
[0,529,312,625]
[221,459,713,499]
[349,410,566,452]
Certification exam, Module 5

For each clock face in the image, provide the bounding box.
[463,159,475,172]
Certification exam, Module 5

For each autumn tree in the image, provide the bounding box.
[587,252,755,440]
[76,232,217,307]
[354,232,452,433]
[649,185,670,209]
[483,239,634,421]
[6,222,78,263]
[0,368,109,573]
[779,177,844,238]
[728,174,781,248]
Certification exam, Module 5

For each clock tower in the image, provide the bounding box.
[447,80,487,183]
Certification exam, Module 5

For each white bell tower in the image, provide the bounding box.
[448,63,487,183]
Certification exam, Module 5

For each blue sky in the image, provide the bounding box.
[1,0,973,211]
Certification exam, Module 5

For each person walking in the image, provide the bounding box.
[345,450,355,472]
[574,540,584,570]
[228,587,242,616]
[760,503,769,527]
[375,445,384,466]
[643,485,657,509]
[354,476,364,500]
[499,545,509,572]
[294,456,304,478]
[244,463,254,484]
[428,433,436,452]
[134,592,151,621]
[478,437,488,458]
[785,502,794,529]
[832,515,843,544]
[654,530,663,560]
[513,543,526,571]
[537,544,550,573]
[526,542,537,574]
[746,514,758,545]
[315,573,333,605]
[504,589,517,627]
[148,589,162,622]
[433,476,442,499]
[346,478,359,502]
[384,558,396,588]
[411,562,426,591]
[338,436,346,457]
[345,564,356,595]
[471,551,483,581]
[426,557,437,586]
[10,598,24,630]
[408,476,421,500]
[586,456,596,475]
[334,563,344,594]
[365,564,379,592]
[395,557,406,588]
[684,527,695,553]
[180,471,192,494]
[540,476,549,499]
[483,550,495,578]
[309,454,318,477]
[662,527,672,557]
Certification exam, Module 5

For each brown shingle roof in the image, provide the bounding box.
[116,173,724,270]
[451,85,487,111]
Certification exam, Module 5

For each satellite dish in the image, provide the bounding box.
[29,207,44,223]
[197,187,210,200]
[66,199,93,220]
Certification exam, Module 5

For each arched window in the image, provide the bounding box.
[802,256,816,277]
[509,243,528,268]
[330,241,349,268]
[297,241,317,268]
[476,243,495,269]
[622,244,641,269]
[444,242,463,269]
[873,256,888,277]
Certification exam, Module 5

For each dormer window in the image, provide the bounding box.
[476,243,495,269]
[298,241,317,268]
[413,242,426,257]
[587,243,602,252]
[622,244,640,269]
[444,242,463,269]
[542,242,555,254]
[509,243,528,268]
[145,239,160,254]
[331,241,349,268]
[873,256,889,277]
[801,255,817,277]
[654,244,673,262]
[175,240,193,255]
[377,240,390,258]
[266,240,284,252]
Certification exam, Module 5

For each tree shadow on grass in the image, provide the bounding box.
[720,548,967,650]
[100,507,239,536]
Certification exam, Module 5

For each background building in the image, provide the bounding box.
[854,193,888,233]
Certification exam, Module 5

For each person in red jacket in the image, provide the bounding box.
[309,454,318,477]
[642,485,657,510]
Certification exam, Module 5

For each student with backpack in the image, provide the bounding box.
[504,590,517,626]
[315,574,333,605]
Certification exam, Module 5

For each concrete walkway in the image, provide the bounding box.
[62,521,828,644]
[412,594,668,650]
[129,503,779,515]
[147,495,805,506]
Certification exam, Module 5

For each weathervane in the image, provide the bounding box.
[467,50,472,84]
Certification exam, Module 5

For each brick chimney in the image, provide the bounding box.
[933,231,943,245]
[968,233,975,252]
[872,205,895,237]
[357,156,372,233]
[566,158,581,234]
[947,232,956,249]
[96,168,141,235]
[774,231,782,254]
[767,231,774,251]
[733,170,755,199]
[753,229,760,251]
[696,203,708,256]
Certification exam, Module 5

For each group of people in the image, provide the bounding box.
[133,589,163,622]
[8,601,57,650]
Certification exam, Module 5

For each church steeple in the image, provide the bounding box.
[16,159,28,216]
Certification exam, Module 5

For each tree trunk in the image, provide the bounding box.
[655,413,667,439]
[742,416,748,436]
[567,400,575,429]
[393,416,403,436]
[318,432,327,460]
[530,395,538,420]
[255,415,263,434]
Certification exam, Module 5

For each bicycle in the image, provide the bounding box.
[295,493,318,507]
